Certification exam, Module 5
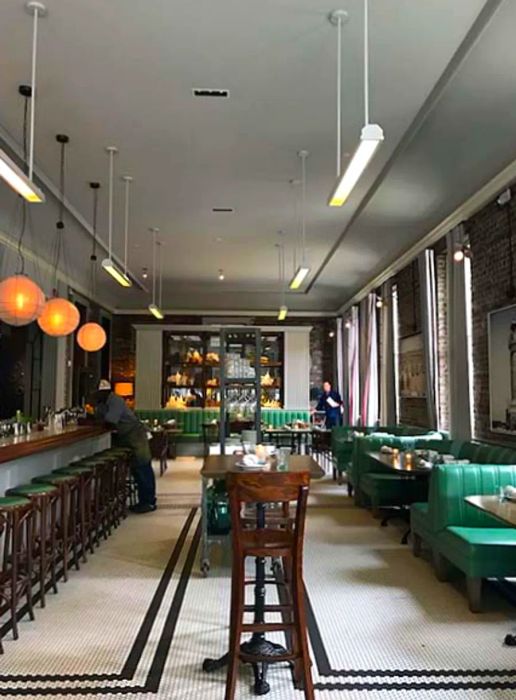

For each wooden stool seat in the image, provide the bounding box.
[0,496,35,653]
[224,470,314,700]
[8,484,59,608]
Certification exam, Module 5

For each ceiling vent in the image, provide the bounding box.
[212,207,234,213]
[192,88,230,98]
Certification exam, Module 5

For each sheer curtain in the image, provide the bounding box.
[360,294,379,426]
[347,305,360,424]
[380,279,397,426]
[418,249,438,429]
[447,224,473,440]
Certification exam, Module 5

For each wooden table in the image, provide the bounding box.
[465,495,516,527]
[367,450,434,476]
[262,428,312,455]
[200,455,323,576]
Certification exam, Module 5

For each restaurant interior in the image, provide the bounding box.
[1,1,516,698]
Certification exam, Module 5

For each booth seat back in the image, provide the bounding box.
[429,464,516,533]
[135,408,310,436]
[261,409,309,427]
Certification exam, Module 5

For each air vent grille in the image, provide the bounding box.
[212,207,234,213]
[192,88,230,98]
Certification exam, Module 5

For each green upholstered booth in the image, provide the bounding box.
[411,463,516,612]
[135,408,310,444]
[348,431,446,507]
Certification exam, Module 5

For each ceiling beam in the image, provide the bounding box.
[306,0,505,295]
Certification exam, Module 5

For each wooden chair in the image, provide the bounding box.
[225,470,314,700]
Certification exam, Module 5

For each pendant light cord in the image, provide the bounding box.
[300,151,307,266]
[123,177,131,275]
[364,0,370,125]
[336,14,342,177]
[107,147,116,259]
[90,183,100,300]
[16,95,31,274]
[152,230,157,305]
[29,6,39,181]
[158,242,163,308]
[52,136,67,292]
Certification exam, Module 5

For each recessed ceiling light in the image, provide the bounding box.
[192,88,230,98]
[142,267,148,280]
[218,269,225,281]
[215,237,223,243]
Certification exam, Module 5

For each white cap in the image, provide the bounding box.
[98,379,112,391]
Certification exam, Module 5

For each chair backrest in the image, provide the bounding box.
[227,471,310,556]
[241,430,257,444]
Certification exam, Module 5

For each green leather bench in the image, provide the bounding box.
[331,425,438,489]
[135,408,310,444]
[411,464,516,612]
[349,431,446,508]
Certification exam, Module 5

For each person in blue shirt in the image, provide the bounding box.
[94,379,157,514]
[315,380,343,428]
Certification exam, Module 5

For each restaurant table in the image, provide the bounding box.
[200,454,324,576]
[262,427,312,455]
[201,454,323,695]
[465,495,516,646]
[366,451,433,543]
[163,426,182,460]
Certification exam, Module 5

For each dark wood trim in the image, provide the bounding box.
[0,425,109,465]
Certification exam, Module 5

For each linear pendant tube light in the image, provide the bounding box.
[328,1,384,207]
[0,2,46,203]
[102,146,131,287]
[277,232,288,321]
[289,150,310,289]
[148,228,164,319]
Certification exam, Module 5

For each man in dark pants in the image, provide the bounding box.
[315,380,343,428]
[94,380,157,514]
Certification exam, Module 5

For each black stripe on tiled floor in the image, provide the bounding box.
[0,508,198,691]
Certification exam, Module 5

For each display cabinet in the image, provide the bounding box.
[219,328,261,452]
[162,329,283,409]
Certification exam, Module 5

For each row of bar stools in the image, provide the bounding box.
[0,447,133,654]
[0,497,35,654]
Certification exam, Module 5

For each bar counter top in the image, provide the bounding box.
[0,424,109,465]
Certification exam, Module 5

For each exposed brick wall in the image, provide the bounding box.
[436,252,449,431]
[469,190,516,443]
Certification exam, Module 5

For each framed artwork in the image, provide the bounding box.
[488,303,516,433]
[399,333,426,399]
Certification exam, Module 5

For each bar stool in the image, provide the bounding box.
[6,484,59,609]
[71,457,114,545]
[54,464,95,560]
[32,473,81,582]
[0,496,35,653]
[224,470,313,700]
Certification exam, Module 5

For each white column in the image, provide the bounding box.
[284,328,311,409]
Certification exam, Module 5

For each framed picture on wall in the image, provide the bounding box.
[399,333,426,399]
[488,303,516,433]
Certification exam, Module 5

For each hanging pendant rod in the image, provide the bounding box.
[25,1,47,180]
[122,175,133,276]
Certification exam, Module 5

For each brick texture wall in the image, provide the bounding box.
[469,191,516,442]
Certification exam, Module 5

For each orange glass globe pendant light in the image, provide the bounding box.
[0,274,45,326]
[37,294,80,336]
[77,321,106,352]
[75,181,106,353]
[37,135,80,337]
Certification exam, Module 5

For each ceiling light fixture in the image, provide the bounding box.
[289,150,310,289]
[218,269,225,281]
[375,295,383,308]
[328,1,384,207]
[102,146,131,287]
[0,2,46,203]
[142,267,148,279]
[277,232,288,321]
[148,228,164,319]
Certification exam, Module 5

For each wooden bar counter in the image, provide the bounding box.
[0,424,111,494]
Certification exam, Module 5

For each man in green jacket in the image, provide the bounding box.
[95,380,156,514]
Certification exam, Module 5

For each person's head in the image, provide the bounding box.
[95,379,112,404]
[323,381,332,393]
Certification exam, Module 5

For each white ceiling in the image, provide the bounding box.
[0,0,513,313]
